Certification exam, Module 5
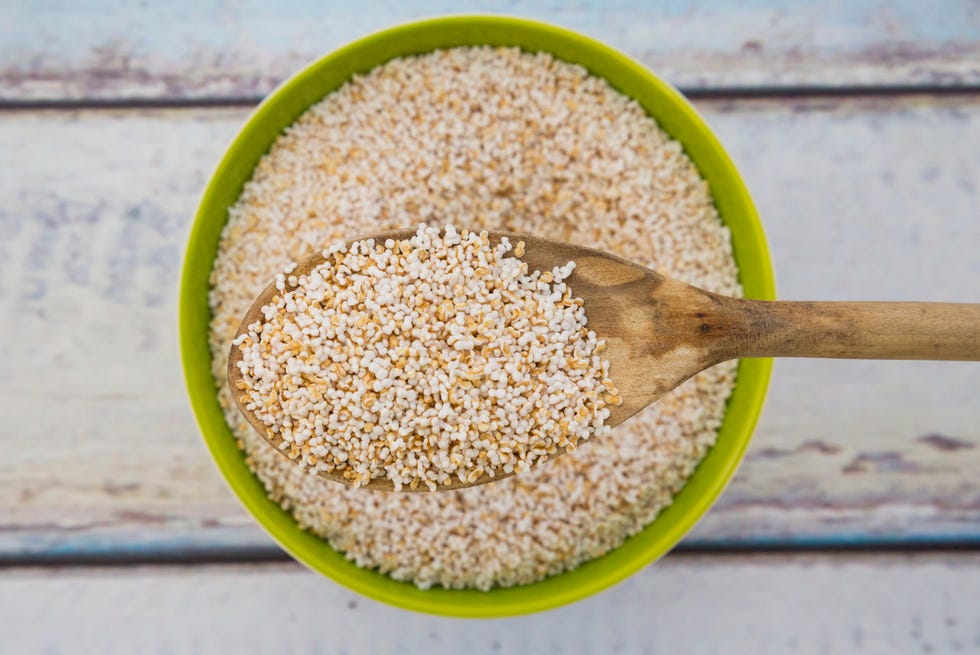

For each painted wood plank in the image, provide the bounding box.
[3,1,980,102]
[0,96,977,560]
[0,554,977,653]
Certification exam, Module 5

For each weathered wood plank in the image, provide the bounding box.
[1,554,977,652]
[0,96,977,559]
[3,1,980,102]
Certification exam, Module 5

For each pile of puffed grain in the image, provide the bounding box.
[209,46,741,590]
[232,224,616,490]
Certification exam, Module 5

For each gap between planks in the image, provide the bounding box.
[1,83,979,112]
[1,535,977,570]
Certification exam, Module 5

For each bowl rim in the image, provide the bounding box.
[180,14,775,618]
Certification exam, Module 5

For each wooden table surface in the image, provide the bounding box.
[2,2,978,652]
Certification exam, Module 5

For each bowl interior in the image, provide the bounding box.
[180,15,774,618]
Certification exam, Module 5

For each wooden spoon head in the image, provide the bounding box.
[229,229,729,491]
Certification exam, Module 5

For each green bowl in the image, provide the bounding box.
[180,15,774,617]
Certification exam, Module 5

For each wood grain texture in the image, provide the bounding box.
[1,96,978,559]
[3,1,980,102]
[0,554,977,653]
[726,299,980,360]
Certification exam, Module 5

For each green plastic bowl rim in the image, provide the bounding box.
[179,14,775,618]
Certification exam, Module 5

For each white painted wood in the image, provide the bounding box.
[0,554,977,653]
[0,109,243,559]
[0,96,977,558]
[3,1,979,101]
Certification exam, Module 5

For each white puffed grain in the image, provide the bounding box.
[208,46,742,590]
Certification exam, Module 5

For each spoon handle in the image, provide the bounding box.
[721,300,980,361]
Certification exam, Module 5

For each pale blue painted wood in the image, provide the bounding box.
[3,0,979,100]
[2,555,978,652]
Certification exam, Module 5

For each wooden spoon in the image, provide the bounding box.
[229,229,980,491]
